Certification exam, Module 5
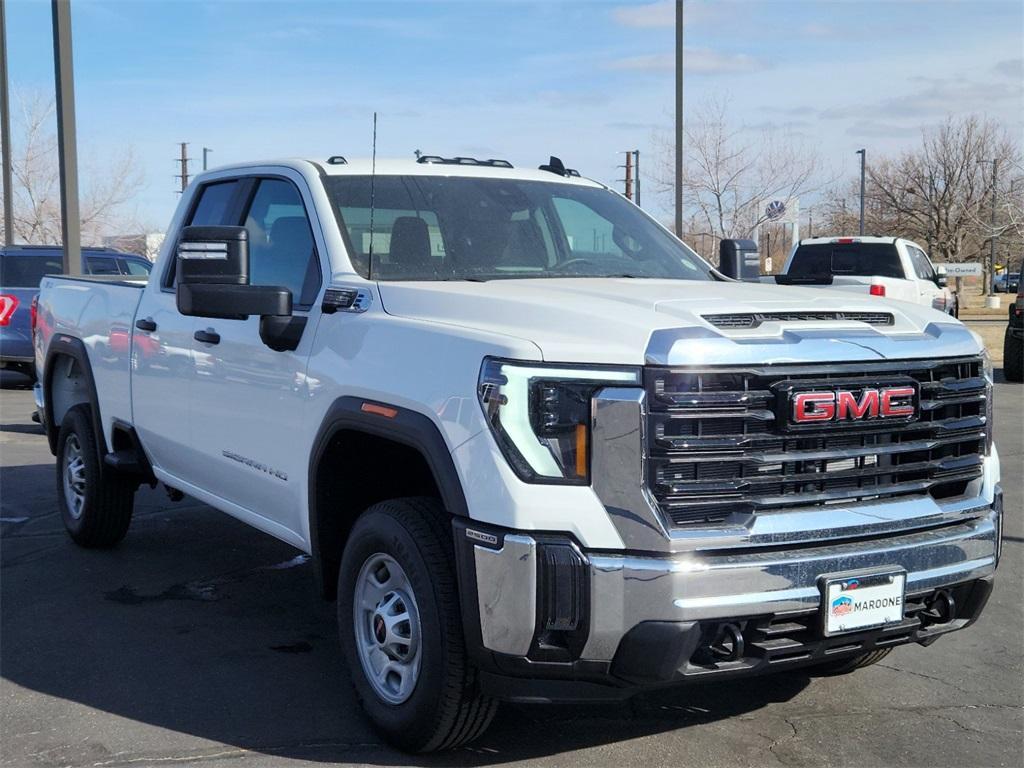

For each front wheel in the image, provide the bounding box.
[337,498,496,752]
[55,405,135,547]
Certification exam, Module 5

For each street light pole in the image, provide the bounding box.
[856,148,866,236]
[51,0,81,275]
[0,0,14,246]
[203,146,212,171]
[674,0,683,237]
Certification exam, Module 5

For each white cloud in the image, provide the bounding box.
[608,48,764,75]
[820,75,1022,120]
[611,1,715,28]
[612,1,673,28]
[994,58,1023,79]
[799,21,834,38]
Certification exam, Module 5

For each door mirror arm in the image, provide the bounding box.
[259,315,306,352]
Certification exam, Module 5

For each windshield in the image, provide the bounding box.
[789,243,903,279]
[323,176,712,281]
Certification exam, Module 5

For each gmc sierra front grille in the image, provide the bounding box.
[644,358,987,527]
[703,311,894,329]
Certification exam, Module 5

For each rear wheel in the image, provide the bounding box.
[337,498,496,752]
[809,647,892,676]
[56,405,135,547]
[1003,328,1023,382]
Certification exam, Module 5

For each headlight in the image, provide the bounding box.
[478,358,641,484]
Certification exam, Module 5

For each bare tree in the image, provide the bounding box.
[654,97,827,241]
[0,92,144,246]
[819,116,1022,273]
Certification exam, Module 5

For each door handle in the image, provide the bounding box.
[135,317,157,332]
[194,329,220,345]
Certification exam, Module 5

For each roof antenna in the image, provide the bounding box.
[368,112,378,281]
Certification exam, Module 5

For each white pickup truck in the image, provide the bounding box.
[34,157,1001,752]
[776,236,958,316]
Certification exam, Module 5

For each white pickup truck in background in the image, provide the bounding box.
[775,236,958,317]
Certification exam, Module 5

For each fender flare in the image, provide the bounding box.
[42,334,106,458]
[307,396,469,592]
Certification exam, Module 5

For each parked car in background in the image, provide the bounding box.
[775,236,958,317]
[1003,282,1023,382]
[1,245,151,380]
[993,267,1020,294]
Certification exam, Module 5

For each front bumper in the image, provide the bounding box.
[454,490,1001,701]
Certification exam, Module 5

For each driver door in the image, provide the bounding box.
[186,172,324,541]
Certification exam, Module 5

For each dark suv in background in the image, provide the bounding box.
[1003,274,1023,382]
[0,245,152,380]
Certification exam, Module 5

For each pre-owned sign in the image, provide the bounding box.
[940,263,983,277]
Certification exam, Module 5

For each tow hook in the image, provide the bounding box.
[920,589,956,625]
[710,623,745,662]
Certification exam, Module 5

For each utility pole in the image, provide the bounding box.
[52,0,81,274]
[623,150,633,201]
[202,146,212,171]
[807,205,813,239]
[1,0,14,246]
[674,0,683,237]
[175,142,190,193]
[633,149,640,207]
[856,148,866,236]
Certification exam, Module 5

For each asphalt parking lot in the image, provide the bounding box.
[1,372,1021,768]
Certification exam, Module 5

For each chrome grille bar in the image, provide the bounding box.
[644,357,987,528]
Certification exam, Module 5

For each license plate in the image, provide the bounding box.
[821,571,906,636]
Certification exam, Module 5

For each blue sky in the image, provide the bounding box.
[5,0,1022,229]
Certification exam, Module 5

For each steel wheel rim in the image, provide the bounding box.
[63,434,87,520]
[353,552,422,705]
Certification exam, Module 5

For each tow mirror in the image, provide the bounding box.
[935,265,948,288]
[175,225,303,352]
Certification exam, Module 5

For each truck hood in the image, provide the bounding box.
[377,278,982,366]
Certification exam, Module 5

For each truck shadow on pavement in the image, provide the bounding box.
[1,461,810,767]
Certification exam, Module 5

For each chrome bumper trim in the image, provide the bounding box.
[470,504,999,662]
[474,534,537,656]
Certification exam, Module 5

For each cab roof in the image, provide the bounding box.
[206,157,606,188]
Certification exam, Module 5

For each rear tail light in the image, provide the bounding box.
[833,238,859,244]
[0,294,19,326]
[30,295,39,334]
[869,284,886,297]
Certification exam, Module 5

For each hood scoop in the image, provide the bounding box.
[703,311,895,330]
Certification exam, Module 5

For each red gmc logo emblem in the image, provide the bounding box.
[791,386,917,424]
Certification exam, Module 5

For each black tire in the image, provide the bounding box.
[337,497,497,752]
[55,404,135,547]
[1004,328,1023,382]
[809,647,892,676]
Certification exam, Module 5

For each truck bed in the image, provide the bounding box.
[36,275,147,446]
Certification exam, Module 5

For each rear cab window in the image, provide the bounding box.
[788,242,904,279]
[0,253,63,287]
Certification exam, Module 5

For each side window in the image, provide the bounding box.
[165,180,240,288]
[552,197,622,257]
[189,181,239,226]
[242,178,320,307]
[121,259,152,276]
[87,256,120,275]
[917,249,935,281]
[909,248,934,281]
